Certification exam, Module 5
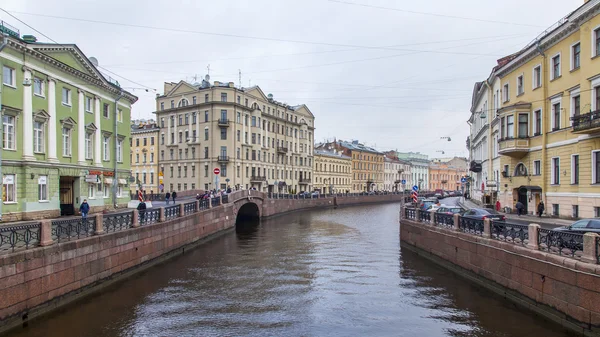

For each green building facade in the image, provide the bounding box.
[1,33,137,221]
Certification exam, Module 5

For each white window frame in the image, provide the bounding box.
[517,113,528,138]
[503,83,510,102]
[85,96,93,113]
[551,157,560,185]
[532,65,542,89]
[103,136,110,161]
[534,160,541,175]
[85,132,93,159]
[570,88,581,126]
[33,121,45,153]
[33,77,45,97]
[592,150,600,185]
[506,115,515,138]
[2,66,16,87]
[550,52,561,80]
[3,115,16,150]
[571,154,579,185]
[570,41,581,70]
[592,25,600,58]
[61,87,72,106]
[516,74,524,96]
[103,184,110,199]
[38,175,48,202]
[62,127,72,157]
[592,76,600,111]
[88,184,96,199]
[533,108,542,135]
[3,174,17,203]
[116,139,123,163]
[117,109,123,123]
[550,96,562,131]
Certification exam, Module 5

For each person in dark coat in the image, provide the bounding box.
[171,191,177,203]
[515,201,525,216]
[79,199,90,218]
[165,192,171,205]
[537,201,545,218]
[137,199,147,223]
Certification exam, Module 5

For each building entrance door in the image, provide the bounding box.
[517,187,528,214]
[59,176,75,216]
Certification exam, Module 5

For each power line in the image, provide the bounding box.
[326,0,545,28]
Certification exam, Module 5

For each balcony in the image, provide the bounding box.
[218,119,230,127]
[277,146,288,154]
[217,155,230,163]
[299,178,311,185]
[498,137,529,158]
[571,110,600,134]
[250,175,266,182]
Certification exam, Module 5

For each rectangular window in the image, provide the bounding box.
[517,75,524,95]
[220,128,227,140]
[595,86,600,111]
[573,95,580,121]
[518,113,528,138]
[534,160,541,175]
[220,110,227,121]
[33,77,44,96]
[117,109,123,122]
[572,154,579,185]
[103,103,110,118]
[205,111,209,122]
[3,174,16,202]
[85,96,93,112]
[204,147,209,159]
[62,87,71,105]
[204,128,209,141]
[62,127,71,156]
[503,83,509,102]
[251,116,257,127]
[553,204,559,216]
[38,175,48,201]
[205,94,209,103]
[506,115,514,138]
[551,157,560,185]
[103,136,110,161]
[220,165,227,177]
[2,66,15,86]
[571,42,580,70]
[33,121,44,153]
[85,132,93,159]
[193,96,197,105]
[533,65,541,89]
[205,165,209,177]
[221,93,227,102]
[117,139,123,162]
[551,54,561,80]
[595,207,600,218]
[595,27,600,57]
[573,205,579,218]
[593,151,600,184]
[552,102,561,130]
[534,109,541,135]
[500,116,505,138]
[160,102,164,111]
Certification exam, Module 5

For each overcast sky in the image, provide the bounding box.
[2,0,582,158]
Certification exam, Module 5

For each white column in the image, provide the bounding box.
[22,68,35,160]
[195,112,200,142]
[187,113,192,141]
[47,78,58,162]
[167,115,172,144]
[94,97,102,166]
[77,89,86,165]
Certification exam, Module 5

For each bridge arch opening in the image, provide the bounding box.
[235,202,260,233]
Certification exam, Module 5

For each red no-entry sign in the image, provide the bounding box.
[214,168,220,175]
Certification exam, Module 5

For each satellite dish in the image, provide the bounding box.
[89,57,99,67]
[205,74,210,81]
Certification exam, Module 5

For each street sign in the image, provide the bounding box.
[412,185,419,192]
[401,179,406,185]
[159,184,164,191]
[85,175,98,183]
[461,177,467,183]
[213,168,220,175]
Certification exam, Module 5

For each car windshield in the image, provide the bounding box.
[481,209,499,215]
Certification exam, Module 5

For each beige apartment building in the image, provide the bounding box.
[314,149,352,194]
[155,77,315,193]
[130,120,160,194]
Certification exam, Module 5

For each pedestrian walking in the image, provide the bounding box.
[495,200,501,212]
[537,201,545,218]
[79,199,90,218]
[515,201,525,216]
[165,192,171,205]
[172,191,177,203]
[137,199,147,223]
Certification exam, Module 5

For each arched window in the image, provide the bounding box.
[514,163,528,177]
[178,99,189,107]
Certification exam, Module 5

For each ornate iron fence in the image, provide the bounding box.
[404,207,416,220]
[419,210,431,222]
[184,201,197,215]
[0,222,41,253]
[139,208,160,226]
[596,237,599,264]
[222,194,229,203]
[459,217,484,235]
[51,218,96,243]
[164,205,180,220]
[103,211,134,233]
[211,197,221,206]
[433,213,454,228]
[538,228,583,258]
[199,199,210,210]
[491,221,528,245]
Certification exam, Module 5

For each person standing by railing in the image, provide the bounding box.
[137,199,147,223]
[172,191,178,204]
[79,199,90,218]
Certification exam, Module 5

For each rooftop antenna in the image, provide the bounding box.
[206,64,211,77]
[238,69,242,89]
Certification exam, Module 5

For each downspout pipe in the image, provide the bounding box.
[536,40,548,205]
[0,34,10,221]
[112,91,125,208]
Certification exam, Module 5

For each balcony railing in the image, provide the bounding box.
[217,155,230,162]
[250,175,266,182]
[571,110,600,133]
[277,146,288,153]
[299,178,311,184]
[498,137,530,157]
[218,118,230,127]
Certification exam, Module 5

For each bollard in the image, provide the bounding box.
[453,214,461,231]
[180,203,185,217]
[581,232,599,264]
[209,197,213,208]
[429,209,436,224]
[95,213,104,235]
[159,207,166,222]
[483,218,491,238]
[132,209,140,228]
[195,200,200,212]
[39,219,53,246]
[527,224,540,250]
[220,195,223,205]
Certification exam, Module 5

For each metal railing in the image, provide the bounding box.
[419,210,430,222]
[184,201,197,215]
[103,211,134,233]
[164,205,180,220]
[51,218,96,243]
[538,228,584,258]
[139,209,160,226]
[405,207,416,220]
[433,213,454,228]
[0,222,41,253]
[199,199,210,210]
[222,194,229,203]
[211,197,221,206]
[459,217,484,235]
[571,109,600,132]
[491,221,528,245]
[596,236,599,264]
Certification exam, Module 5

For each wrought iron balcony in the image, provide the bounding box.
[218,118,230,127]
[498,137,529,158]
[299,178,311,184]
[571,110,600,134]
[250,175,266,182]
[277,146,288,154]
[217,155,230,162]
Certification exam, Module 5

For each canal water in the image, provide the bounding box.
[12,203,577,337]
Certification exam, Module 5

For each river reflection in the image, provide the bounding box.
[10,203,576,337]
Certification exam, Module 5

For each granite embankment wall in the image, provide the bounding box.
[401,217,600,336]
[0,193,403,333]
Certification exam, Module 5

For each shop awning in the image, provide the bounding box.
[104,178,114,185]
[518,185,542,192]
[118,179,128,185]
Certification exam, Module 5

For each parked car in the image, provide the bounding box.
[552,219,600,234]
[310,191,320,198]
[426,204,442,212]
[462,208,506,221]
[434,193,443,199]
[419,200,438,211]
[436,206,464,215]
[298,191,310,198]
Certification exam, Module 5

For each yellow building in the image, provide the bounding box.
[313,149,352,194]
[130,120,160,194]
[495,0,600,218]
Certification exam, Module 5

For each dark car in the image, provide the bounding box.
[436,206,464,215]
[552,218,600,234]
[462,208,506,221]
